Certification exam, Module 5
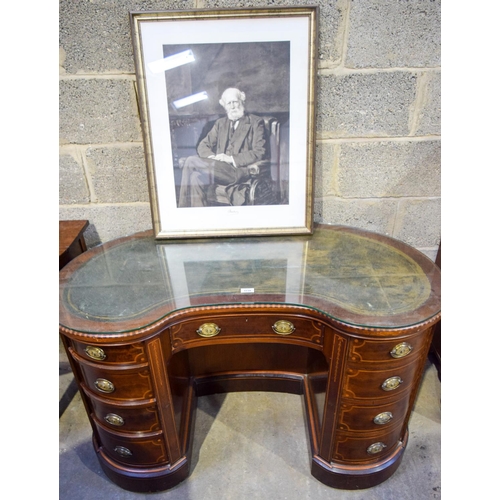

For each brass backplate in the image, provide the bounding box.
[390,342,413,358]
[85,345,106,361]
[94,378,115,393]
[272,320,295,335]
[373,411,393,425]
[367,442,387,455]
[381,376,402,391]
[196,323,221,338]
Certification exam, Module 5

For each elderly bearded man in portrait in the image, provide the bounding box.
[178,88,268,207]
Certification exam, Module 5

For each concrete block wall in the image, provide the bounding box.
[59,0,440,258]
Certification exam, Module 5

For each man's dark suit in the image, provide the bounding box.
[178,113,268,207]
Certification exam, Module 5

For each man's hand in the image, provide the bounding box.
[248,164,260,176]
[212,153,235,166]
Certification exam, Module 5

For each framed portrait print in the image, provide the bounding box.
[130,7,317,239]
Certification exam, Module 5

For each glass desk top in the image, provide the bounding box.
[59,225,441,334]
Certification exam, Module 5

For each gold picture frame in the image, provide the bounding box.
[130,7,317,239]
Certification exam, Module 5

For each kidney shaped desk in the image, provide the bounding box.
[59,224,441,492]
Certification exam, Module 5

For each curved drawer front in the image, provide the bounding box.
[332,427,403,463]
[337,393,411,432]
[170,315,324,351]
[94,420,167,466]
[78,363,154,401]
[342,360,419,400]
[348,334,428,366]
[71,341,147,365]
[85,394,160,433]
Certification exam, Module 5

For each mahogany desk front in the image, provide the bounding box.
[59,225,441,492]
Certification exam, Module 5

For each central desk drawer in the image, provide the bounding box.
[170,315,324,351]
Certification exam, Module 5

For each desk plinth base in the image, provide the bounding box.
[91,374,408,493]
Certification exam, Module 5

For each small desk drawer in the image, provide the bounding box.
[342,360,419,400]
[332,427,403,463]
[94,420,167,466]
[77,362,154,401]
[348,334,428,366]
[170,314,324,351]
[337,393,411,432]
[70,341,147,365]
[84,390,160,432]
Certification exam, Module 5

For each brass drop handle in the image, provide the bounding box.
[85,345,106,361]
[196,323,221,338]
[390,342,413,358]
[94,378,115,393]
[367,442,387,455]
[381,376,402,391]
[114,446,132,457]
[272,320,295,335]
[105,413,125,426]
[373,411,393,425]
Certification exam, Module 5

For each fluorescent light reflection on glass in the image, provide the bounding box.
[148,49,195,73]
[173,91,209,109]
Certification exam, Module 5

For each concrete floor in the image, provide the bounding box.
[59,343,441,500]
